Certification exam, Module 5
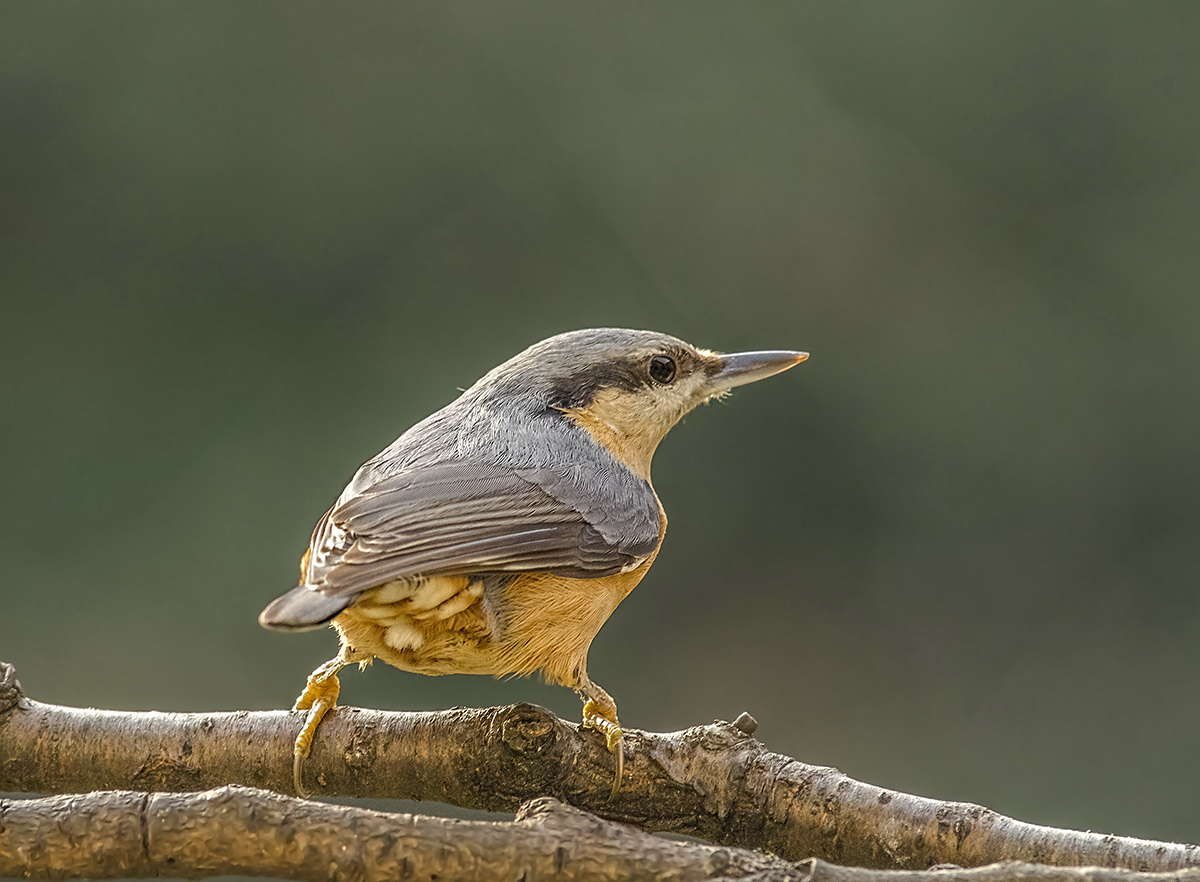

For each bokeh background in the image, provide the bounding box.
[3,0,1199,850]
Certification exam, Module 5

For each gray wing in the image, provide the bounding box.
[302,460,661,599]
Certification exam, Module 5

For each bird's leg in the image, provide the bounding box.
[291,646,367,798]
[577,673,624,799]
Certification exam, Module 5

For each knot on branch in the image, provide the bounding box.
[499,703,560,755]
[0,662,22,716]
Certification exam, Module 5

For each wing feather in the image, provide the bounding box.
[303,459,660,599]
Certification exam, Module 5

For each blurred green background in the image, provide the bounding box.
[3,0,1199,848]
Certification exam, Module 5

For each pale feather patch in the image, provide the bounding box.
[408,575,461,612]
[619,556,648,574]
[371,579,416,605]
[352,603,399,621]
[383,621,425,652]
[412,580,485,621]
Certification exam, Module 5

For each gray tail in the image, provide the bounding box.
[258,585,354,631]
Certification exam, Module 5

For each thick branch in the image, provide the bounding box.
[2,786,1200,882]
[0,787,785,881]
[1,662,1196,871]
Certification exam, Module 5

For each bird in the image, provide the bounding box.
[259,328,807,798]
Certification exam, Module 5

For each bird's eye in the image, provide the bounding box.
[648,354,677,384]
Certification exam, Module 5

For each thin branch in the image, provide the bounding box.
[3,786,1200,882]
[1,662,1196,871]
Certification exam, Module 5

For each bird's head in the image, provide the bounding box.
[471,328,808,478]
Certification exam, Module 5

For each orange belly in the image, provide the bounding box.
[332,563,649,684]
[330,505,665,688]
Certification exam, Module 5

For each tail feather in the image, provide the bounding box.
[258,585,354,631]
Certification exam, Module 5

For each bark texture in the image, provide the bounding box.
[2,787,1200,882]
[1,662,1197,878]
[0,787,785,881]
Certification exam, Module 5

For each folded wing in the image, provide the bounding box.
[260,459,660,629]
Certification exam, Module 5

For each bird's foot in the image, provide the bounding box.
[582,700,623,751]
[290,658,345,798]
[582,698,624,799]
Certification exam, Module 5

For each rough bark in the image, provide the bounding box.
[2,786,1200,882]
[0,787,786,881]
[1,662,1197,874]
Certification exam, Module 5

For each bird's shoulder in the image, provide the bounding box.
[301,403,662,597]
[346,401,660,540]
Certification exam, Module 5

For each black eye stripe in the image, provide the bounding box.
[548,351,691,409]
[648,354,677,384]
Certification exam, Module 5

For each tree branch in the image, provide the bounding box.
[2,786,1200,882]
[1,661,1197,873]
[0,787,787,881]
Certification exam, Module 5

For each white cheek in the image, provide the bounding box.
[684,373,711,399]
[648,385,687,420]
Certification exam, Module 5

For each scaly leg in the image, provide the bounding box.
[291,646,368,798]
[577,673,624,799]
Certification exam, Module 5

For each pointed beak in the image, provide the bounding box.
[707,350,809,392]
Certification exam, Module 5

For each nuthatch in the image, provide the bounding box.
[260,328,807,797]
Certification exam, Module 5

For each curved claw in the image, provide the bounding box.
[582,698,624,799]
[290,661,344,799]
[293,744,310,799]
[609,729,624,801]
[292,699,336,799]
